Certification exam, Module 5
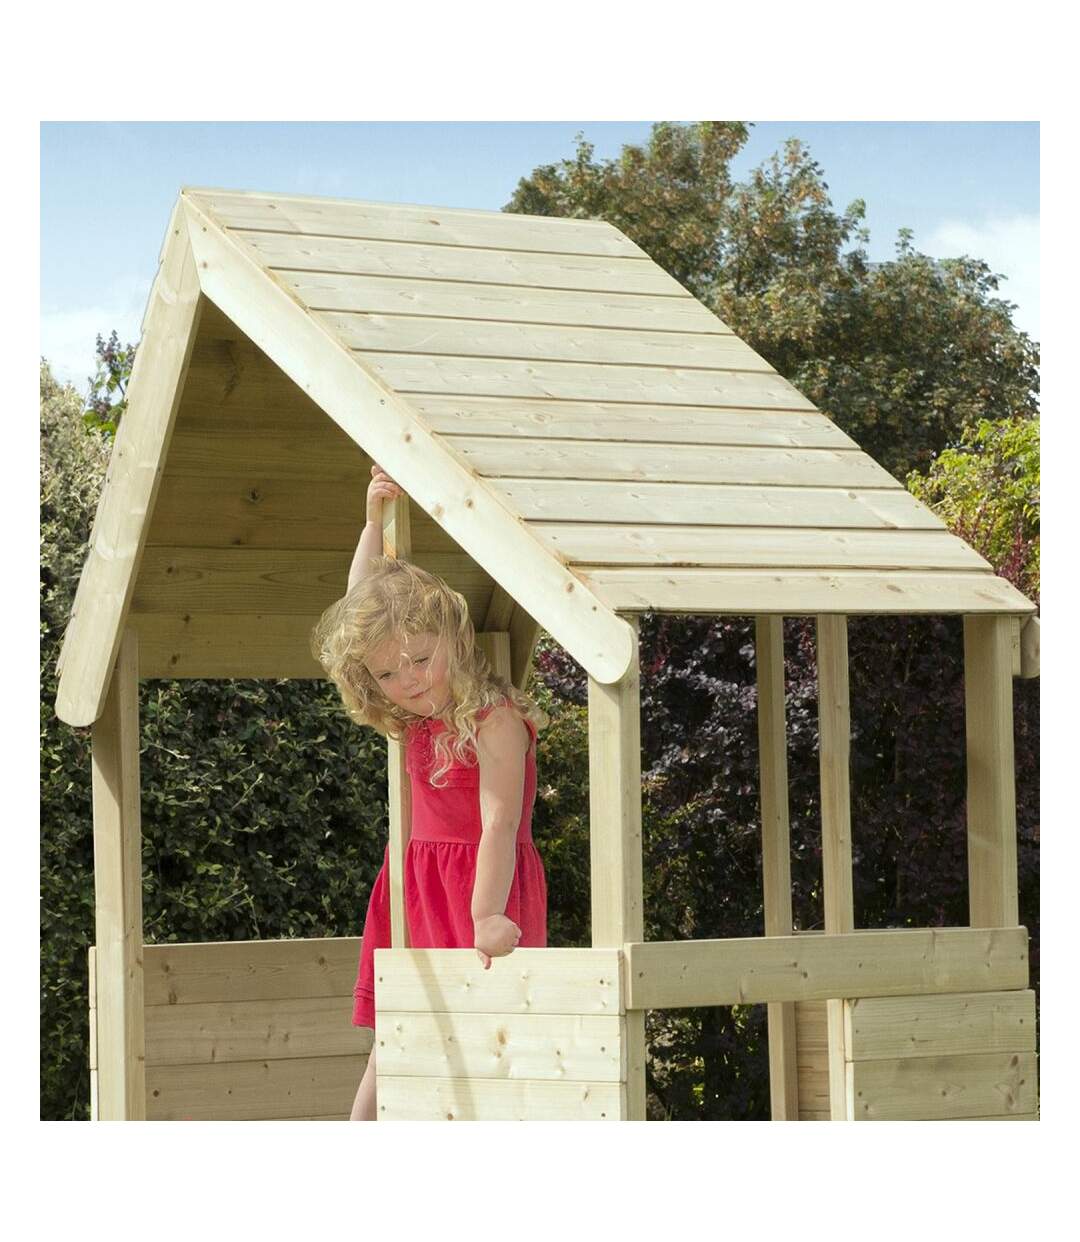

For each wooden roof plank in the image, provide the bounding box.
[573,566,1035,616]
[454,437,901,490]
[360,354,808,405]
[527,523,992,572]
[322,312,769,371]
[179,192,636,686]
[490,477,946,530]
[276,271,731,332]
[234,230,691,297]
[409,396,859,448]
[186,186,648,258]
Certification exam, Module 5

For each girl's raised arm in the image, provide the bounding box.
[348,463,404,592]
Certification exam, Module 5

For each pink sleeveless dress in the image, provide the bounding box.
[351,699,548,1028]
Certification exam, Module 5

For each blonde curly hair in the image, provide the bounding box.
[309,556,548,787]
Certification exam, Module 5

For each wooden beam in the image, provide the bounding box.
[624,927,1029,1009]
[482,582,515,631]
[88,946,98,1121]
[816,615,854,1119]
[55,203,204,727]
[755,616,799,1120]
[476,632,512,682]
[508,605,542,691]
[383,495,412,949]
[1019,615,1040,678]
[964,616,1019,927]
[587,614,646,1119]
[90,626,146,1119]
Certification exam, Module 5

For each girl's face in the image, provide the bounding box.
[364,631,451,716]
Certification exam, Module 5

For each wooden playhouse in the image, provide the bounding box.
[55,187,1040,1121]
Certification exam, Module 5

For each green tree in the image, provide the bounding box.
[907,415,1039,602]
[506,123,1039,479]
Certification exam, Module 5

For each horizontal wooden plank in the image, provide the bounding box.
[575,567,1036,616]
[188,188,646,258]
[277,272,728,332]
[167,413,368,484]
[625,927,1029,1009]
[129,607,508,679]
[374,947,624,1015]
[325,313,772,372]
[375,1011,624,1081]
[376,1074,624,1120]
[145,995,373,1066]
[129,611,343,678]
[845,990,1037,1061]
[148,466,455,553]
[131,547,492,614]
[410,396,858,448]
[849,1051,1037,1120]
[142,937,362,1006]
[529,524,990,571]
[492,479,941,529]
[236,230,688,297]
[457,437,900,489]
[939,1112,1038,1120]
[361,355,804,406]
[146,1052,366,1120]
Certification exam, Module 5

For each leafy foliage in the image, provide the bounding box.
[907,416,1039,602]
[82,330,136,437]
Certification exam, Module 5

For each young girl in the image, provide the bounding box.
[309,463,550,1121]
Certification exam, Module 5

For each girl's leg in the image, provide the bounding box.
[350,1044,377,1121]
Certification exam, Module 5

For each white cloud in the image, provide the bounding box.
[924,213,1040,344]
[40,276,151,394]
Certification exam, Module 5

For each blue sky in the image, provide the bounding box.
[39,121,1038,393]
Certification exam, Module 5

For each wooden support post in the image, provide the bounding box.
[588,612,646,1119]
[963,616,1019,927]
[755,616,799,1120]
[383,495,412,949]
[816,615,854,1121]
[477,632,512,682]
[90,626,146,1119]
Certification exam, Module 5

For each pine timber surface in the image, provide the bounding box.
[756,616,799,1119]
[964,616,1021,927]
[373,948,624,1014]
[140,937,370,1121]
[183,188,1033,624]
[181,191,634,685]
[625,926,1028,1010]
[54,201,203,727]
[90,628,146,1119]
[57,186,1037,723]
[377,1076,624,1121]
[373,948,629,1121]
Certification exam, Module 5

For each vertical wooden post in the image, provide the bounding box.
[755,616,799,1120]
[476,632,512,682]
[383,495,412,949]
[816,615,854,1121]
[963,615,1019,927]
[588,612,646,1120]
[87,946,98,1121]
[90,626,146,1119]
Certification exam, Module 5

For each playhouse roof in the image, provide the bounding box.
[54,187,1035,726]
